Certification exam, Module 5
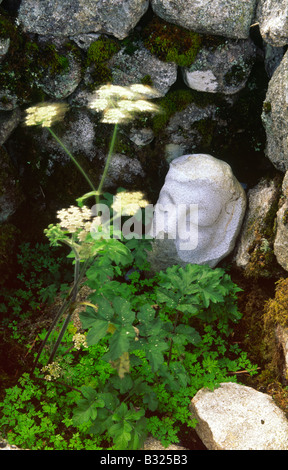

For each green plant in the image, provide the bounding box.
[0,82,258,451]
[0,242,72,322]
[85,36,120,89]
[0,261,257,450]
[23,85,160,371]
[143,16,202,67]
[68,262,256,449]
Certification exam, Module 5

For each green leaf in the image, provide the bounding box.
[108,326,135,361]
[96,239,133,266]
[85,262,114,287]
[156,289,179,308]
[177,303,199,315]
[110,420,132,449]
[112,297,135,325]
[145,339,169,372]
[73,386,104,425]
[86,320,109,346]
[174,324,202,346]
[137,304,156,323]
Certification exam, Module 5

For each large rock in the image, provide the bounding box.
[151,0,257,40]
[109,44,178,97]
[18,0,149,40]
[103,153,145,189]
[234,177,280,274]
[164,102,219,155]
[0,37,10,62]
[36,39,82,99]
[274,170,288,271]
[190,382,288,450]
[257,0,288,47]
[0,108,22,145]
[149,154,246,271]
[262,50,288,172]
[182,39,256,95]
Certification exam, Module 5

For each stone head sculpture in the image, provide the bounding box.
[149,154,246,270]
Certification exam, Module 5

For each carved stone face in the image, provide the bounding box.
[150,154,246,269]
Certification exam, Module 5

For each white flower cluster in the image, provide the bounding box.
[88,84,160,124]
[42,361,62,381]
[25,102,68,127]
[72,332,88,350]
[23,84,161,127]
[56,205,92,234]
[112,191,149,216]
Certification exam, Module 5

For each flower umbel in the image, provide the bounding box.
[88,83,160,124]
[57,205,92,234]
[112,191,150,216]
[24,102,69,127]
[41,361,62,381]
[72,333,88,350]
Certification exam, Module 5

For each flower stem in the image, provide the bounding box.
[47,127,96,194]
[96,123,118,205]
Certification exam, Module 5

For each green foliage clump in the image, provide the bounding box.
[152,88,197,133]
[0,229,257,450]
[0,242,72,322]
[244,179,282,279]
[264,278,288,330]
[143,16,202,67]
[86,37,120,89]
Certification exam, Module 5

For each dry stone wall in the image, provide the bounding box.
[0,0,288,271]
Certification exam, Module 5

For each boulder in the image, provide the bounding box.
[151,0,257,40]
[234,177,280,274]
[262,50,288,172]
[274,170,288,271]
[103,153,145,189]
[109,44,178,97]
[0,37,10,62]
[164,101,219,155]
[263,43,285,79]
[36,41,82,99]
[0,108,22,145]
[190,382,288,450]
[18,0,149,40]
[182,39,256,95]
[257,0,288,47]
[129,127,154,147]
[149,154,246,271]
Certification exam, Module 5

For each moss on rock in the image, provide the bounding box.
[142,15,202,67]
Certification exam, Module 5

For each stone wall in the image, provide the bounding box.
[0,0,288,272]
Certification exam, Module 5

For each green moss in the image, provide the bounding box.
[85,36,120,90]
[264,278,288,329]
[87,37,120,65]
[141,74,153,86]
[152,88,221,134]
[245,176,282,279]
[193,118,217,150]
[282,209,288,226]
[142,16,202,67]
[262,277,288,381]
[263,101,272,114]
[0,9,18,40]
[0,16,80,102]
